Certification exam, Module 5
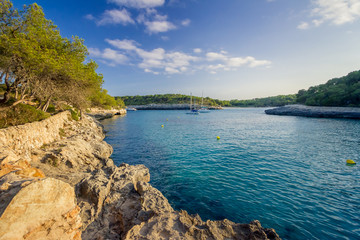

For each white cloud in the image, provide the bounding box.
[98,39,198,74]
[108,0,165,8]
[92,3,177,34]
[205,51,271,73]
[300,0,360,29]
[88,48,102,57]
[97,9,134,26]
[144,68,159,75]
[102,48,128,63]
[136,10,177,34]
[165,67,180,74]
[90,39,271,73]
[248,58,272,68]
[84,14,95,20]
[181,19,191,26]
[297,21,309,29]
[144,20,176,33]
[105,39,139,50]
[88,47,128,66]
[206,52,228,61]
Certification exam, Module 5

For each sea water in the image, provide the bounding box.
[101,108,360,240]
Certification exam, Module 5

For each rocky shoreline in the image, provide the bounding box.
[87,108,127,120]
[0,110,279,239]
[265,104,360,119]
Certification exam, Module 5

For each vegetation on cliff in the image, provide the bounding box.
[296,70,360,107]
[0,103,50,128]
[0,0,123,127]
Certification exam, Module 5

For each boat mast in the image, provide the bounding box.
[201,91,204,108]
[190,93,192,110]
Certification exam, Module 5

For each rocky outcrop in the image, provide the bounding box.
[265,104,360,119]
[87,108,126,120]
[0,111,280,239]
[0,178,81,240]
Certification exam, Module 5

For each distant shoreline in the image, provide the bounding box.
[128,104,223,110]
[265,104,360,119]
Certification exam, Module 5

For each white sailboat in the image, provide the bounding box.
[186,93,199,114]
[199,92,210,113]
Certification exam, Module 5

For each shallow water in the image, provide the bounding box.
[101,108,360,240]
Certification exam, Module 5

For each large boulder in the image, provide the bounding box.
[0,178,81,240]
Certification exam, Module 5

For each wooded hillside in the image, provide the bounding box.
[118,94,230,107]
[118,94,296,107]
[297,70,360,107]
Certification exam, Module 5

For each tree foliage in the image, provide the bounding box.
[118,94,229,107]
[118,94,295,107]
[0,1,118,112]
[296,70,360,107]
[230,95,297,107]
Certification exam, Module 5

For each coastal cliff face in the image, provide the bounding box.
[0,111,280,240]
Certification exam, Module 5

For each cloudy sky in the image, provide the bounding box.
[15,0,360,99]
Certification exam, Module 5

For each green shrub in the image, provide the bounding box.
[0,104,50,129]
[70,109,80,121]
[47,104,56,113]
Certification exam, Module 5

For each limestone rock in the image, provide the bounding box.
[0,111,71,158]
[87,108,127,120]
[0,178,81,240]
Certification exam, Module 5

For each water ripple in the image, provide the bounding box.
[102,109,360,240]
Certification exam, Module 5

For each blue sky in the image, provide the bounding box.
[15,0,360,100]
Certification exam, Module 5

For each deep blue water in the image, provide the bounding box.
[101,108,360,240]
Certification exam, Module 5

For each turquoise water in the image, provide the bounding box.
[101,108,360,240]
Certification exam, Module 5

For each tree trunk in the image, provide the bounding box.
[0,72,5,83]
[20,85,27,100]
[0,73,10,104]
[37,100,43,109]
[41,96,52,112]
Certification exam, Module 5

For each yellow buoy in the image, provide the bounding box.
[346,159,356,164]
[166,118,168,121]
[216,136,220,140]
[161,125,164,128]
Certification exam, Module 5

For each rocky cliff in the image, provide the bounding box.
[0,111,280,240]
